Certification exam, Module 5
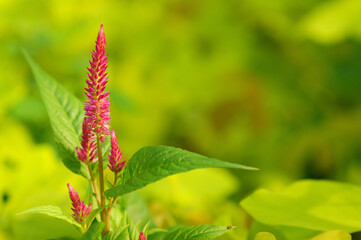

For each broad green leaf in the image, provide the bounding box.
[241,180,361,232]
[80,222,104,240]
[310,230,351,240]
[254,232,276,240]
[24,52,88,178]
[105,145,256,197]
[18,205,83,232]
[148,225,230,240]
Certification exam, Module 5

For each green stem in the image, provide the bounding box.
[87,164,101,207]
[96,135,110,235]
[107,173,119,214]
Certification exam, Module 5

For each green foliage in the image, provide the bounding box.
[310,230,351,240]
[148,224,230,240]
[106,145,256,197]
[85,207,110,231]
[117,192,157,230]
[18,205,83,232]
[104,225,129,240]
[242,180,361,239]
[80,222,104,240]
[254,232,276,240]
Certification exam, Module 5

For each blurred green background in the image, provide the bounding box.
[2,0,361,239]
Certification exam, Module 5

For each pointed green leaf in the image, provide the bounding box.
[18,205,83,232]
[24,52,88,178]
[148,225,230,240]
[105,145,256,197]
[254,232,277,240]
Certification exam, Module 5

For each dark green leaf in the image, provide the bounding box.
[24,52,88,178]
[105,145,256,197]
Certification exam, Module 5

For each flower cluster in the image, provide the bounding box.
[71,24,126,235]
[67,183,92,223]
[84,24,110,142]
[108,130,125,175]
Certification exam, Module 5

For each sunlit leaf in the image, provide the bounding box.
[241,180,361,232]
[310,230,351,240]
[18,205,83,232]
[254,232,276,240]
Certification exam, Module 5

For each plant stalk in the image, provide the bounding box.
[87,164,101,207]
[96,135,110,235]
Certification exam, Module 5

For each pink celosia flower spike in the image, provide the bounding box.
[67,183,92,223]
[138,232,146,240]
[108,129,125,175]
[76,118,97,164]
[85,24,110,142]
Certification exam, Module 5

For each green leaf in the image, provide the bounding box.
[148,225,230,240]
[248,221,321,240]
[85,206,110,230]
[254,232,277,240]
[105,145,256,197]
[119,212,139,240]
[24,51,88,178]
[104,225,129,240]
[310,230,351,240]
[80,222,104,240]
[18,205,83,232]
[241,180,361,232]
[117,192,157,230]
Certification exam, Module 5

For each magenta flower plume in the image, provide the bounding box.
[138,232,146,240]
[67,183,92,222]
[85,24,110,142]
[76,118,97,164]
[108,129,125,175]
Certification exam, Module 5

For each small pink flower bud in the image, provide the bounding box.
[85,24,110,142]
[108,130,125,175]
[76,118,97,164]
[138,232,146,240]
[67,183,92,223]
